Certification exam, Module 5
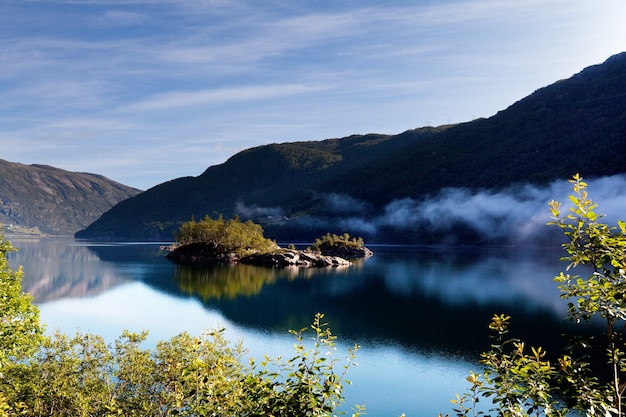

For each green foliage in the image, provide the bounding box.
[248,313,361,417]
[2,320,361,417]
[175,214,277,256]
[0,231,43,416]
[448,315,565,417]
[0,231,43,375]
[311,233,364,251]
[2,328,253,416]
[548,173,626,416]
[446,175,626,417]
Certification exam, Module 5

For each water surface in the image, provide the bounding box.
[8,238,572,416]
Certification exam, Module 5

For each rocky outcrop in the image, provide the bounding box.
[241,250,351,267]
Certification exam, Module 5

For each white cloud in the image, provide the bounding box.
[129,84,331,111]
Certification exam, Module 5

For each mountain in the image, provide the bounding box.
[0,160,141,235]
[77,52,626,243]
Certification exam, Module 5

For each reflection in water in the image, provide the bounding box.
[8,238,131,302]
[174,246,574,358]
[10,240,574,358]
[173,261,364,300]
[175,264,289,300]
[375,246,566,315]
[8,239,577,416]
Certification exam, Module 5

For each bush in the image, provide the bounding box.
[311,233,364,251]
[445,174,626,417]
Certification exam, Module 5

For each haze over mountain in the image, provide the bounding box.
[0,160,141,236]
[71,52,625,243]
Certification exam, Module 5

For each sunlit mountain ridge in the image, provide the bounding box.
[0,161,141,235]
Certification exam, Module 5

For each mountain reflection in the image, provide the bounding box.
[374,246,565,315]
[9,238,131,302]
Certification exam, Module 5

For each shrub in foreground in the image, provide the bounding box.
[445,174,626,417]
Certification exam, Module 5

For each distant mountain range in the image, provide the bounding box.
[76,52,626,244]
[0,161,140,235]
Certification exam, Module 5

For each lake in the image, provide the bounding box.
[7,237,574,416]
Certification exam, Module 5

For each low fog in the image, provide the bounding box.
[241,174,626,245]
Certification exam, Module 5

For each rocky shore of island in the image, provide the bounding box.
[164,242,372,268]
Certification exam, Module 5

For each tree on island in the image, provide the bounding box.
[311,232,365,251]
[174,214,277,256]
[309,232,372,260]
[169,215,370,266]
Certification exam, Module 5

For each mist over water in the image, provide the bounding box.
[282,174,626,244]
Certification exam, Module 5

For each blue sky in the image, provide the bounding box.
[1,0,625,190]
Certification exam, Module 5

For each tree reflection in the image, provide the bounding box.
[174,264,281,300]
[172,263,356,300]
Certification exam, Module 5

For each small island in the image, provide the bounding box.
[164,215,372,267]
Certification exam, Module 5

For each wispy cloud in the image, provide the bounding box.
[1,0,625,189]
[129,84,331,111]
[98,10,150,26]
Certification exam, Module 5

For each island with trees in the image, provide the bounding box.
[164,215,372,267]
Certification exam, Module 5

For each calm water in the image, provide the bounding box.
[7,238,574,416]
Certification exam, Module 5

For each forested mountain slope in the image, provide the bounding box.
[0,160,141,235]
[77,52,626,243]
